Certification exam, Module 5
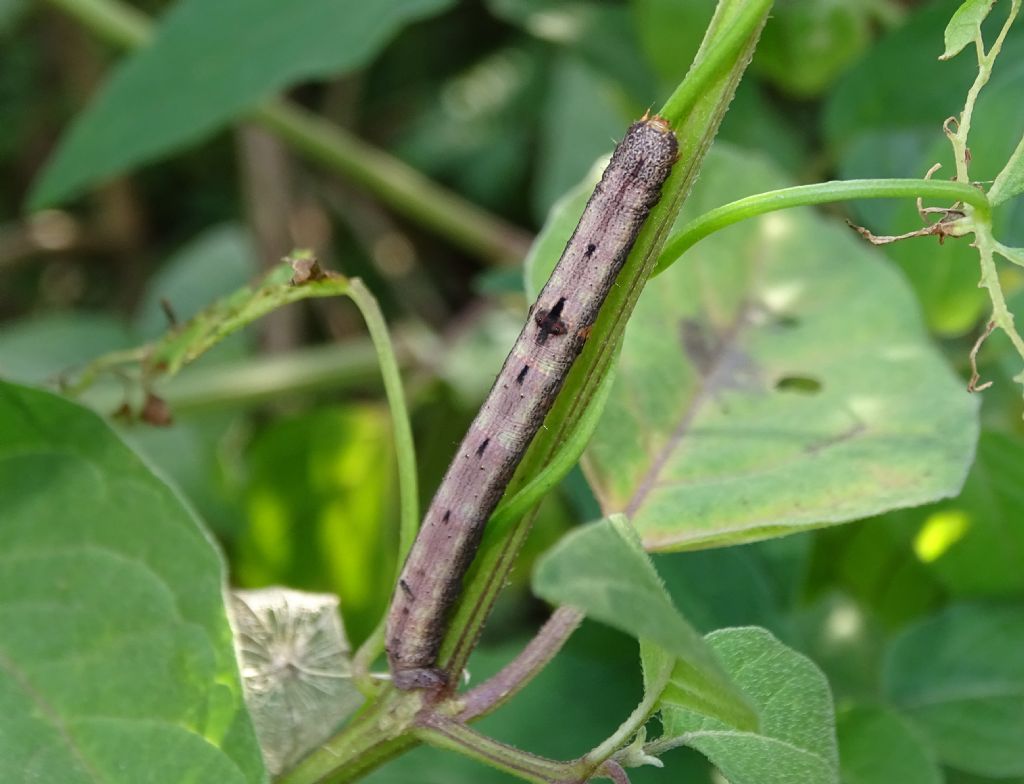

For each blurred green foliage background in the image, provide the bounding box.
[2,0,1024,781]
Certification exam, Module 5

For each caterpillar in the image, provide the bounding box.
[386,116,678,690]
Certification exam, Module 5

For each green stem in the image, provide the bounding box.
[77,339,405,414]
[659,0,773,126]
[416,718,586,784]
[585,654,674,767]
[485,353,617,540]
[437,0,771,688]
[347,281,420,692]
[653,178,992,276]
[253,102,532,265]
[275,689,423,784]
[948,0,1020,183]
[44,0,149,47]
[41,0,532,267]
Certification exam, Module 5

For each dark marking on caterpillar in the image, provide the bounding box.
[442,510,451,523]
[534,297,568,344]
[399,579,414,599]
[386,117,678,691]
[475,437,490,457]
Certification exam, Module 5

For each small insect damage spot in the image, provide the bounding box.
[476,437,490,457]
[775,375,823,394]
[534,296,569,344]
[584,243,597,258]
[442,510,451,523]
[516,365,530,384]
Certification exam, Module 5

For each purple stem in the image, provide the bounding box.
[458,606,584,721]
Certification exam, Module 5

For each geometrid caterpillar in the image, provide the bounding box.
[386,117,678,690]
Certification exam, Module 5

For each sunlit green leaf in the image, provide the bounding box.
[577,146,977,551]
[940,0,995,60]
[30,0,455,207]
[0,381,265,784]
[236,405,398,643]
[885,603,1024,777]
[660,627,839,784]
[533,516,757,730]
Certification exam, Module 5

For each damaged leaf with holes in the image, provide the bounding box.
[578,147,978,550]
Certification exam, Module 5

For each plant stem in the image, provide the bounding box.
[456,606,584,721]
[41,0,532,267]
[253,102,532,266]
[584,655,673,767]
[416,716,587,784]
[437,0,771,688]
[348,280,420,692]
[659,0,773,126]
[275,689,422,784]
[948,0,1021,183]
[485,355,617,542]
[653,178,992,276]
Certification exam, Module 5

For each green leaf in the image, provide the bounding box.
[580,146,978,551]
[0,382,264,783]
[753,0,873,97]
[533,516,757,730]
[989,131,1024,206]
[940,0,995,60]
[661,627,839,784]
[29,0,454,207]
[909,430,1024,597]
[236,405,399,643]
[885,603,1024,777]
[837,705,942,784]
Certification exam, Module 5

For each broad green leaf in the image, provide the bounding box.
[884,604,1024,777]
[989,131,1024,205]
[581,146,977,551]
[940,0,995,60]
[661,627,839,784]
[29,0,454,207]
[837,705,942,784]
[0,382,264,783]
[753,0,873,97]
[236,406,399,643]
[533,516,757,730]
